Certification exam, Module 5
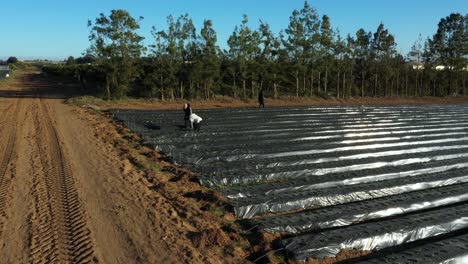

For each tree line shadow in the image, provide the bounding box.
[0,72,85,99]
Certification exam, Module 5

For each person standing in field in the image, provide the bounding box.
[258,90,265,108]
[183,103,192,129]
[190,113,203,131]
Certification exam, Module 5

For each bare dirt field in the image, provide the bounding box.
[3,69,468,264]
[0,70,254,264]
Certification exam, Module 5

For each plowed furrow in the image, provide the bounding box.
[29,100,94,264]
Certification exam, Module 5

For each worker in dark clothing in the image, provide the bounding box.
[78,68,87,91]
[183,103,192,129]
[258,90,265,108]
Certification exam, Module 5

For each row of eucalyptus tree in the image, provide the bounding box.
[58,2,466,100]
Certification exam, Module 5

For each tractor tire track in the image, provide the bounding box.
[29,99,94,264]
[0,101,15,136]
[0,99,20,236]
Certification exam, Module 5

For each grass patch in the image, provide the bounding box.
[0,71,16,88]
[146,159,161,172]
[226,241,251,255]
[273,253,286,263]
[67,96,105,107]
[204,204,227,219]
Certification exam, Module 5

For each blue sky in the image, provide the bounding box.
[1,0,466,60]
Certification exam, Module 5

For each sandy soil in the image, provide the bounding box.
[0,70,252,263]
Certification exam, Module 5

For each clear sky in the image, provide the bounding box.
[1,0,466,60]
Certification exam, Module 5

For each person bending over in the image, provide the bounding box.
[190,113,203,131]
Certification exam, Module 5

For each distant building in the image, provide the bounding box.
[412,64,425,70]
[435,65,456,71]
[409,62,467,71]
[23,59,65,65]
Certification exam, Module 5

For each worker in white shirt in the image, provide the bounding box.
[189,113,203,131]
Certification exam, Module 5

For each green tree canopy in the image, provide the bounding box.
[67,7,467,101]
[88,9,145,99]
[7,57,18,64]
[66,56,75,65]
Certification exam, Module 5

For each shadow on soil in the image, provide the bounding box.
[0,71,88,99]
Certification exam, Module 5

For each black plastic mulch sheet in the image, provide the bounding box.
[256,183,468,234]
[157,127,468,168]
[232,166,468,218]
[281,202,468,261]
[110,105,468,262]
[355,231,468,264]
[220,158,468,200]
[200,147,468,187]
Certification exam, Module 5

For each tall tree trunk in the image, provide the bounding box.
[273,81,277,98]
[233,72,236,97]
[384,77,387,97]
[361,70,364,97]
[342,72,346,99]
[204,82,208,100]
[324,65,328,95]
[303,75,306,96]
[390,77,394,97]
[189,80,193,98]
[348,71,351,98]
[396,72,400,97]
[415,71,419,97]
[251,78,255,99]
[243,79,246,98]
[310,70,314,97]
[170,88,175,100]
[405,70,408,97]
[420,72,424,96]
[180,81,184,100]
[160,76,165,101]
[374,74,378,97]
[336,71,340,99]
[463,74,466,96]
[273,73,278,98]
[318,72,321,93]
[259,78,263,93]
[295,71,299,97]
[449,70,453,96]
[105,73,111,100]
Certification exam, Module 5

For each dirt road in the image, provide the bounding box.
[0,71,250,263]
